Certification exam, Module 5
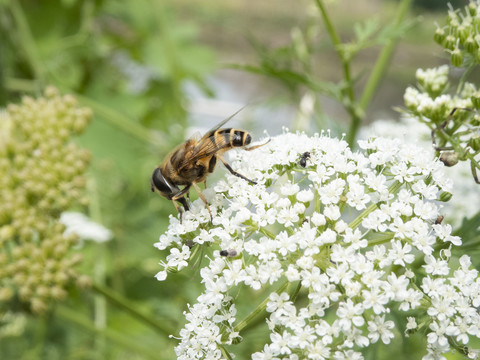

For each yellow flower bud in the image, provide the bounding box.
[31,298,47,314]
[76,275,92,289]
[0,287,14,301]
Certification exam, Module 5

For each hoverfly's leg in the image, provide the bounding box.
[177,196,190,212]
[245,138,271,151]
[171,185,192,223]
[171,200,185,223]
[171,184,192,202]
[217,155,257,185]
[192,182,213,222]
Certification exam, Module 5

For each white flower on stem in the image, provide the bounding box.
[154,132,480,359]
[367,315,395,344]
[432,223,462,246]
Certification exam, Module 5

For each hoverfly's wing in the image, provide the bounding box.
[177,107,245,171]
[177,131,233,171]
[206,106,246,132]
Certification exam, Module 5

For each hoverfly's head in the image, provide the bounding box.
[151,167,179,199]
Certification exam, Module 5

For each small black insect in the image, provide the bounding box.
[299,152,311,168]
[220,249,238,257]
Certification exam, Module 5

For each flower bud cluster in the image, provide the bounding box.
[404,65,476,124]
[0,87,92,313]
[361,116,478,227]
[404,65,480,184]
[155,132,480,359]
[434,1,480,67]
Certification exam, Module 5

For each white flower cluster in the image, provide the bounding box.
[360,117,478,227]
[404,65,475,123]
[155,132,480,360]
[390,64,480,225]
[415,65,449,95]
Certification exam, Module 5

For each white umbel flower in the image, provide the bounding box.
[156,132,480,360]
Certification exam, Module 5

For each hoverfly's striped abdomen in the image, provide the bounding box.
[209,128,252,149]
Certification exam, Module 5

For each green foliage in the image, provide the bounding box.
[232,0,415,147]
[1,0,216,358]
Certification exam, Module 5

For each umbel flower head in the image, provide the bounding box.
[155,131,480,360]
[0,87,92,314]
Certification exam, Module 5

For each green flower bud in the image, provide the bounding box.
[18,286,32,301]
[455,24,470,43]
[450,47,464,67]
[463,35,477,53]
[471,114,480,126]
[76,275,91,289]
[434,27,446,45]
[447,10,460,26]
[44,85,59,99]
[468,1,478,17]
[469,135,480,151]
[443,34,457,51]
[0,225,14,243]
[13,273,27,286]
[36,285,50,299]
[0,287,14,302]
[1,87,93,314]
[42,271,54,284]
[55,271,69,285]
[471,92,480,109]
[439,191,453,202]
[31,298,47,314]
[50,286,67,301]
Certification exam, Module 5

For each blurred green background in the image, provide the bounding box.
[0,0,467,359]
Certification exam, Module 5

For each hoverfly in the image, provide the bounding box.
[151,110,269,222]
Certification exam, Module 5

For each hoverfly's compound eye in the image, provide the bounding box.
[151,168,174,195]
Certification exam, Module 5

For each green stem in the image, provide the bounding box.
[92,283,176,336]
[89,178,108,356]
[366,231,395,246]
[289,281,302,303]
[8,0,45,82]
[5,77,41,93]
[456,63,475,94]
[220,345,234,360]
[56,306,161,360]
[350,0,413,148]
[349,181,402,229]
[258,226,276,240]
[315,0,359,146]
[358,0,413,113]
[234,281,289,335]
[316,0,413,148]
